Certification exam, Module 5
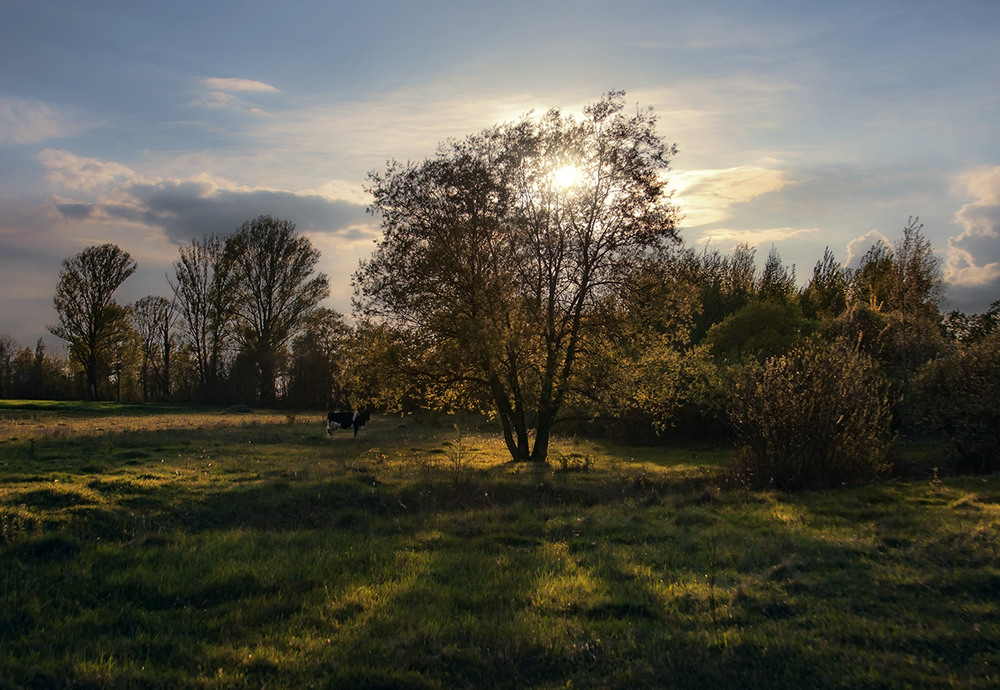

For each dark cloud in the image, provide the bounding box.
[53,178,375,245]
[53,202,98,220]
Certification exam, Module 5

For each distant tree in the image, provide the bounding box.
[0,334,15,398]
[800,246,848,319]
[224,216,329,405]
[170,234,237,402]
[944,299,1000,344]
[130,295,177,401]
[685,244,759,341]
[849,240,897,311]
[287,308,351,408]
[357,91,679,462]
[8,339,71,400]
[107,324,140,402]
[893,216,944,318]
[757,246,796,303]
[838,219,946,430]
[49,243,136,400]
[716,243,759,315]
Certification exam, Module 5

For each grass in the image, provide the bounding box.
[1,400,998,688]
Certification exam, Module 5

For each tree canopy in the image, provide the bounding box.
[224,215,329,404]
[49,243,136,399]
[356,91,680,462]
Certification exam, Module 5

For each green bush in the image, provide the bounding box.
[728,339,893,489]
[913,332,1000,474]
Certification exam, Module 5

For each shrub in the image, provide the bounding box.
[728,339,893,489]
[913,332,1000,474]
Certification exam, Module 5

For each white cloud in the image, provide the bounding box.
[302,179,372,206]
[38,148,139,193]
[946,166,1000,310]
[0,96,81,145]
[846,229,892,268]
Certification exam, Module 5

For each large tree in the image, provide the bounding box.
[49,243,136,399]
[224,215,329,405]
[356,92,679,462]
[169,234,236,402]
[130,295,176,401]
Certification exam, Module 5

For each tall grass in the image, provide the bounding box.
[0,401,998,688]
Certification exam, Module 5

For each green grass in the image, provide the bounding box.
[1,402,998,688]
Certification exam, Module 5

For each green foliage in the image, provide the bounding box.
[357,91,680,462]
[706,301,810,365]
[728,340,893,489]
[913,332,1000,473]
[572,260,724,436]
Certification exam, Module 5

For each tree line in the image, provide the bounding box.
[1,92,996,483]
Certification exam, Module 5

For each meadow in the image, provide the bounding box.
[0,401,998,689]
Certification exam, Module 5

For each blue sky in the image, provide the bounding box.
[2,0,999,347]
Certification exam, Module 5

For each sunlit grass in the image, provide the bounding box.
[1,402,998,687]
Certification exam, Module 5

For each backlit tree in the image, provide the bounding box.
[356,92,679,462]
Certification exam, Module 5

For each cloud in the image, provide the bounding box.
[671,165,793,227]
[40,150,374,245]
[846,229,892,268]
[691,225,819,249]
[39,148,138,192]
[200,78,280,93]
[0,96,81,145]
[194,77,280,112]
[945,166,1000,312]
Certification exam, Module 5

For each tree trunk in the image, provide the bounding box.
[531,416,552,463]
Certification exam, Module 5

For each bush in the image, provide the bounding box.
[913,332,1000,474]
[728,339,893,489]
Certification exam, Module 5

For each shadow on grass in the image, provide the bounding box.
[3,411,999,688]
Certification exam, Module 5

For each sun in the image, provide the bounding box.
[553,164,583,189]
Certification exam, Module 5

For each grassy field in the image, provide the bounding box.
[0,401,998,689]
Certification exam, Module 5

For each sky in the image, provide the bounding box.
[2,0,999,349]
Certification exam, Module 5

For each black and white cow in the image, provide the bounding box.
[326,410,371,438]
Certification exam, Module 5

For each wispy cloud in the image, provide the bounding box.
[672,165,794,227]
[194,77,280,113]
[692,225,819,249]
[0,96,82,145]
[200,78,280,93]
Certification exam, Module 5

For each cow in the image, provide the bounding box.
[326,410,371,438]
